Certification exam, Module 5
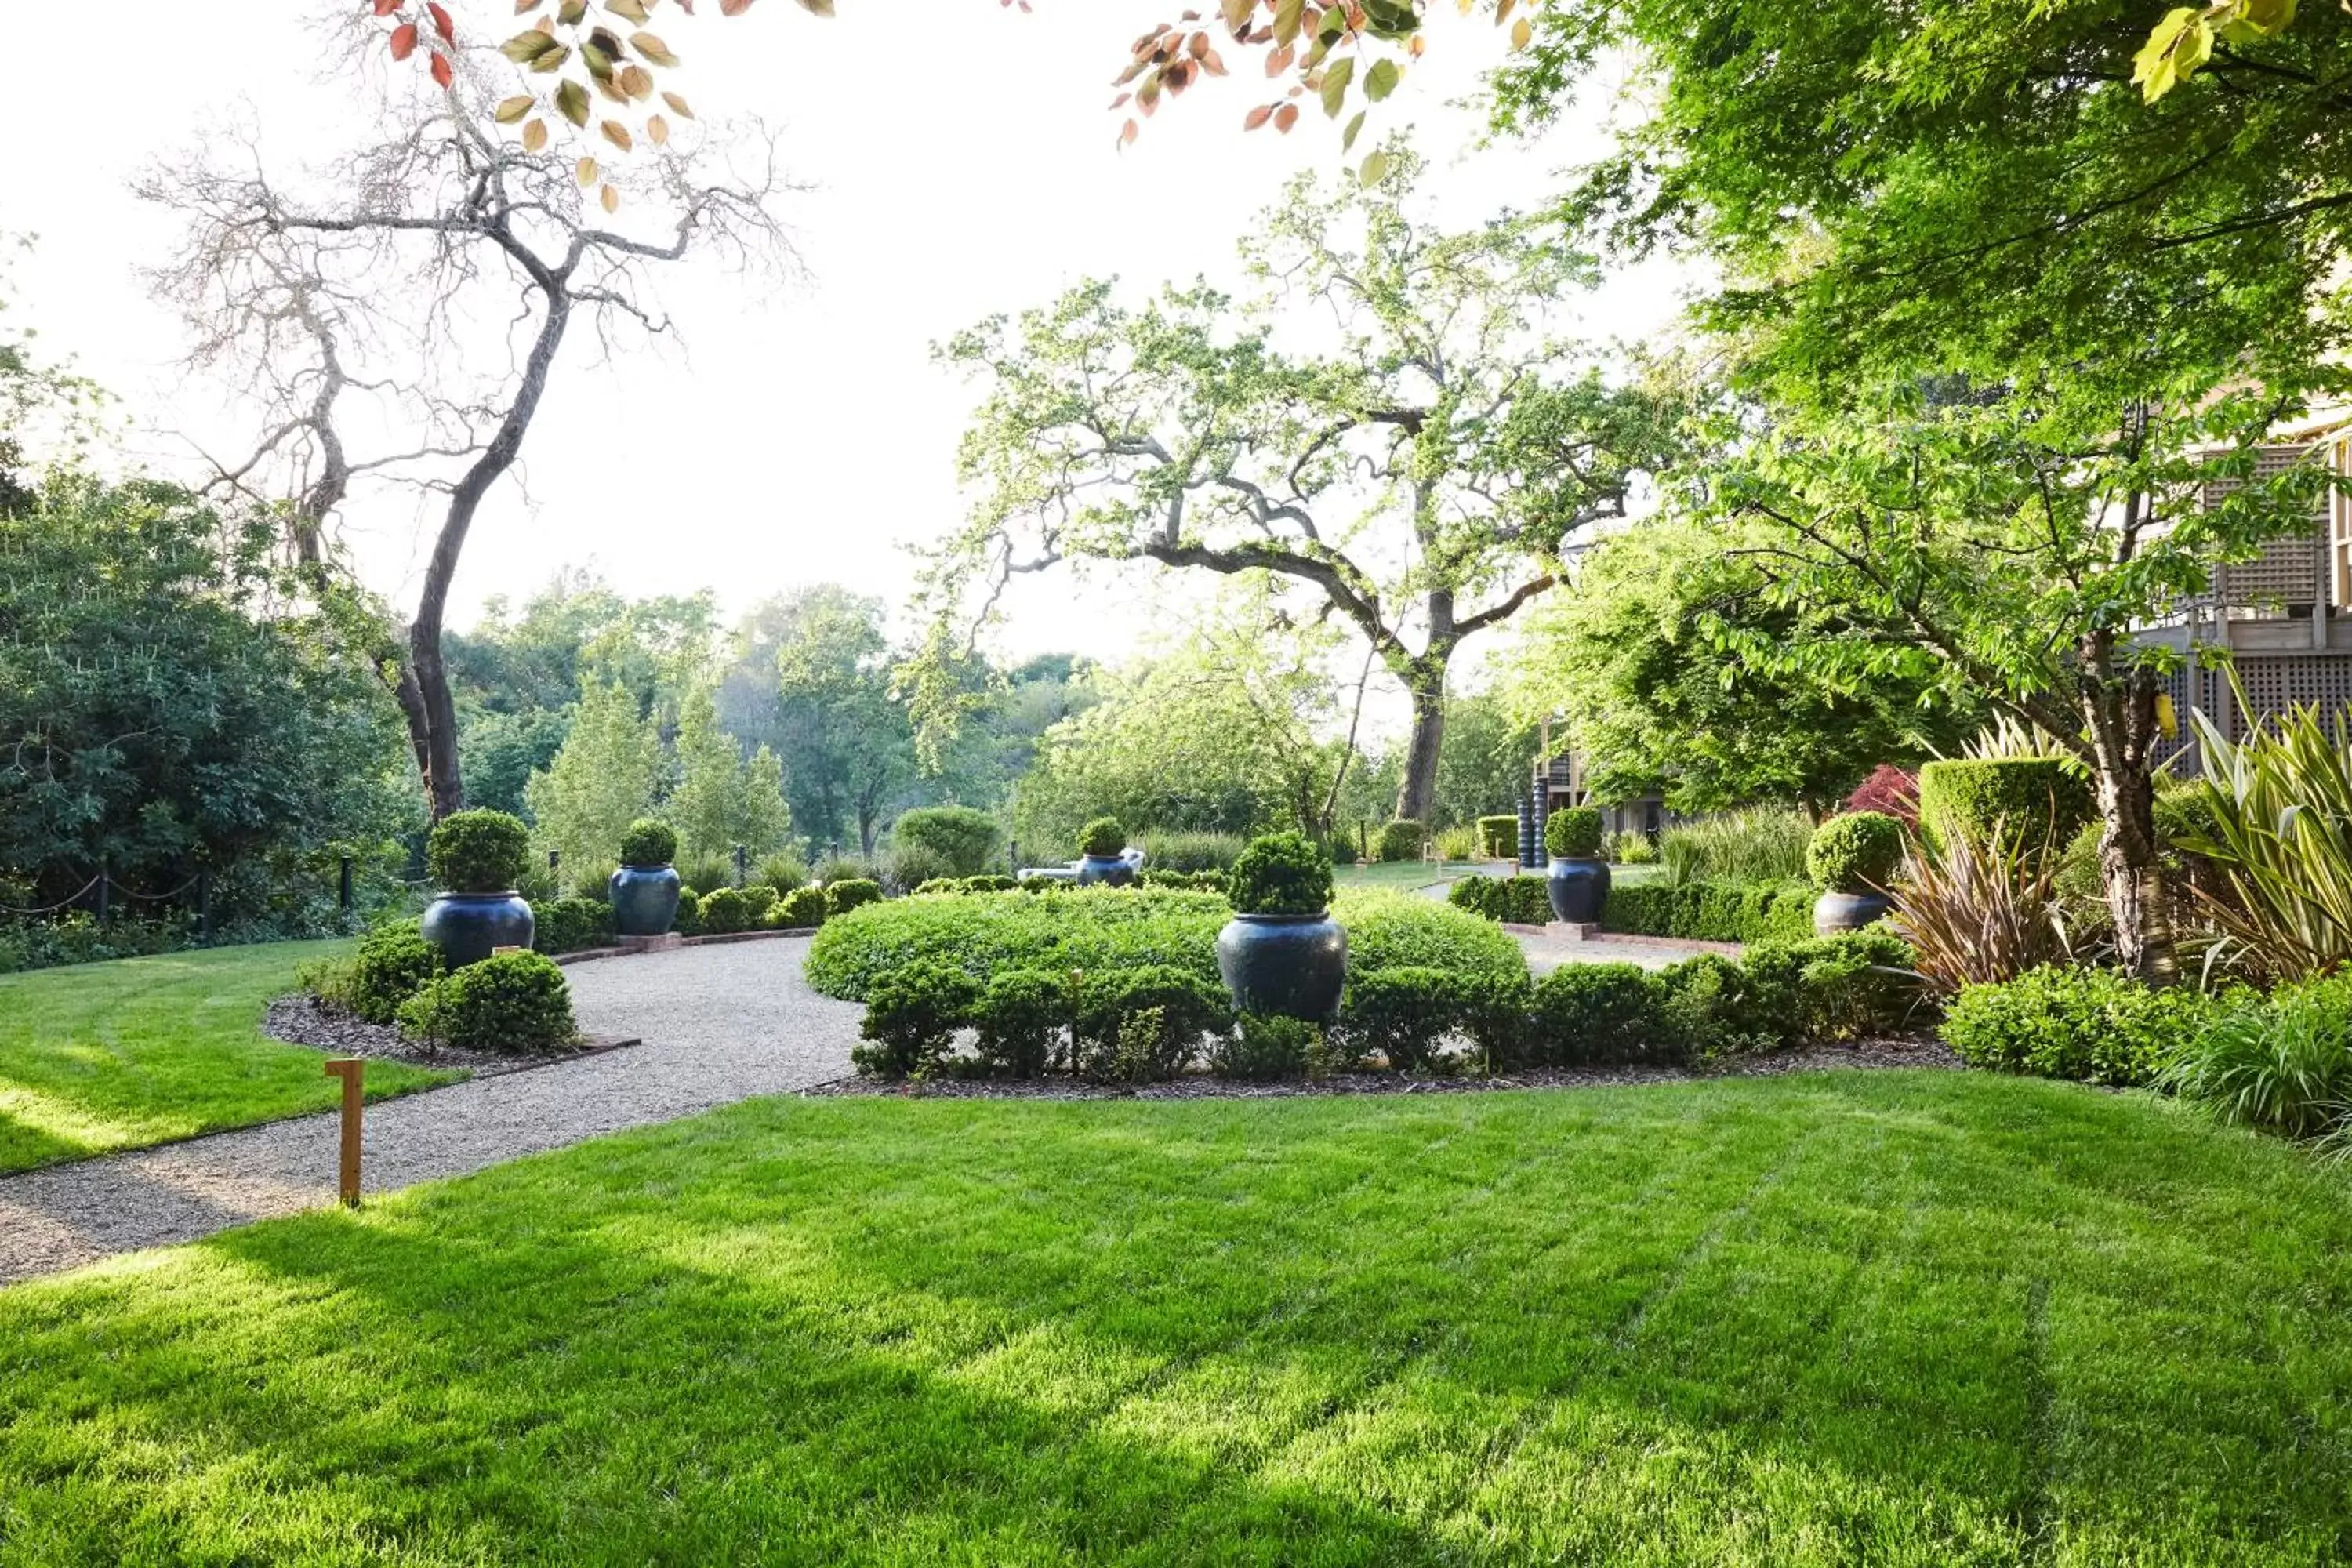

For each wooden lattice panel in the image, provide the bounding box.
[2233,655,2352,733]
[2205,445,2329,608]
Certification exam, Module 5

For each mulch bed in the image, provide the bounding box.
[805,1036,1962,1101]
[263,995,641,1078]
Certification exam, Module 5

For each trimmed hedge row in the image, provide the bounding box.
[1918,758,2089,848]
[850,927,1923,1082]
[1941,966,2225,1086]
[1599,880,1816,944]
[1447,875,1554,924]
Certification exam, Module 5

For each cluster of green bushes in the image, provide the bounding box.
[1476,815,1517,858]
[1943,965,2352,1154]
[850,927,1922,1082]
[1374,819,1425,862]
[299,921,577,1054]
[532,898,615,956]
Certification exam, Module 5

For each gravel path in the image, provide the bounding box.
[0,938,858,1288]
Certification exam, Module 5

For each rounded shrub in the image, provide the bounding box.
[854,960,978,1078]
[1657,953,1776,1059]
[1530,962,1675,1066]
[1077,817,1128,858]
[1544,806,1604,859]
[617,818,677,869]
[426,809,532,893]
[1918,759,2089,850]
[1341,966,1468,1073]
[962,874,1018,894]
[891,805,1002,877]
[1944,964,2220,1086]
[1209,1012,1321,1081]
[1807,811,1905,893]
[1227,831,1334,916]
[397,950,576,1054]
[1374,819,1424,862]
[771,886,828,929]
[532,897,615,956]
[972,969,1067,1078]
[1071,965,1229,1082]
[696,887,763,935]
[303,920,442,1024]
[825,878,884,917]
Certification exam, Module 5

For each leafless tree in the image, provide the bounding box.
[140,49,795,819]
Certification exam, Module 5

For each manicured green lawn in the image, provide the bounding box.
[4,1073,2348,1563]
[1333,859,1487,891]
[0,944,460,1175]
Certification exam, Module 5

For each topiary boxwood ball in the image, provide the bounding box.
[617,818,677,868]
[427,809,532,893]
[397,949,577,1054]
[1374,819,1424,863]
[1077,817,1127,858]
[1544,806,1603,859]
[1807,811,1904,893]
[1227,831,1334,916]
[1218,832,1345,1022]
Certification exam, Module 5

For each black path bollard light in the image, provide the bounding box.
[96,857,111,926]
[734,845,749,887]
[196,866,212,945]
[339,855,354,913]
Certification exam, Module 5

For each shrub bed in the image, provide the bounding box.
[1600,880,1816,944]
[396,949,578,1054]
[1943,965,2227,1087]
[299,921,445,1024]
[771,886,829,930]
[532,898,615,956]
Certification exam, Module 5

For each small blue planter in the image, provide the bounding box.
[420,891,535,969]
[1076,854,1135,888]
[1546,857,1610,924]
[1216,912,1348,1022]
[608,864,683,937]
[1813,889,1893,935]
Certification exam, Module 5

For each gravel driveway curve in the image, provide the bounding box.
[0,938,858,1288]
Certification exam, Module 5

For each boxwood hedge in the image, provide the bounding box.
[1599,880,1815,944]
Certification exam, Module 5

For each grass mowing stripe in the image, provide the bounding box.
[3,1077,2350,1563]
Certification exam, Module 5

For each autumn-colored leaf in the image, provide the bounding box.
[648,113,670,145]
[523,118,550,151]
[430,51,454,88]
[557,77,591,125]
[373,0,400,16]
[787,0,827,14]
[1273,101,1299,132]
[1120,118,1139,145]
[494,94,535,123]
[662,90,696,118]
[631,31,681,67]
[1510,14,1533,48]
[601,119,635,151]
[576,155,599,187]
[1244,103,1274,130]
[530,42,571,72]
[389,22,419,60]
[427,2,455,42]
[619,64,654,100]
[499,28,558,63]
[608,0,651,20]
[601,183,622,213]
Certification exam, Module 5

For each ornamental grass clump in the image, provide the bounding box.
[617,818,677,868]
[1227,831,1333,916]
[2180,699,2352,983]
[1658,808,1813,888]
[2160,973,2352,1148]
[1807,811,1904,893]
[1890,820,2077,993]
[1544,806,1603,859]
[426,809,532,892]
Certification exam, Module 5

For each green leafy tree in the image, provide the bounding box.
[1504,517,1976,818]
[0,474,413,914]
[927,149,1679,825]
[768,586,916,857]
[523,680,662,873]
[666,685,792,866]
[1432,685,1537,831]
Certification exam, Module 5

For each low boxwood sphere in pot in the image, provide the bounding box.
[608,817,683,937]
[1807,810,1904,934]
[420,808,535,967]
[1075,816,1135,887]
[1216,831,1346,1022]
[1543,806,1610,924]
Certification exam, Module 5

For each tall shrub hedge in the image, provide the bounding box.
[1918,759,2089,849]
[1599,881,1816,944]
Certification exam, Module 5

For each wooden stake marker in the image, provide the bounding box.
[324,1058,365,1207]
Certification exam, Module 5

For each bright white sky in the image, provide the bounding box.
[8,2,1687,675]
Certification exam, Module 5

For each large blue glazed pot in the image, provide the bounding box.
[1076,854,1135,888]
[420,891,535,969]
[1813,889,1894,935]
[608,863,683,937]
[1545,857,1610,924]
[1216,912,1348,1022]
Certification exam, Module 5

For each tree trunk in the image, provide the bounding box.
[1395,670,1446,824]
[2081,644,2176,985]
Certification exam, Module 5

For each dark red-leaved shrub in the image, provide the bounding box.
[1845,764,1920,826]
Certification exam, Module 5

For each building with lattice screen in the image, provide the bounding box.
[2140,426,2352,771]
